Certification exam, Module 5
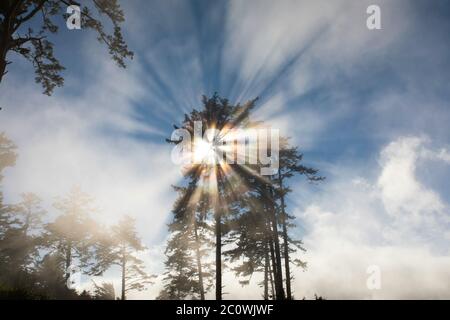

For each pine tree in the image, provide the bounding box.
[225,167,286,300]
[158,227,204,300]
[0,145,106,299]
[225,202,267,285]
[15,193,46,235]
[166,94,258,300]
[0,132,17,236]
[159,184,213,300]
[0,193,46,288]
[275,137,323,299]
[224,136,323,300]
[35,252,79,299]
[91,281,115,300]
[97,215,154,300]
[164,95,323,300]
[0,133,29,290]
[0,132,16,175]
[0,0,133,95]
[45,186,101,284]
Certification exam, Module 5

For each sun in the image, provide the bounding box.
[193,139,217,164]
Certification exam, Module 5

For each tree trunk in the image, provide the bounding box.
[64,242,72,286]
[0,1,21,84]
[278,173,292,299]
[0,45,7,83]
[23,207,31,235]
[0,16,10,83]
[268,256,275,299]
[121,248,126,300]
[264,242,269,300]
[193,216,205,300]
[281,220,292,299]
[267,224,278,299]
[215,203,222,300]
[268,184,285,300]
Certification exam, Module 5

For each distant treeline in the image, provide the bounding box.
[0,133,154,300]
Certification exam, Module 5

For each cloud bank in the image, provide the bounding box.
[294,137,450,299]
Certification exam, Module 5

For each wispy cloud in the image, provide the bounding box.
[293,136,450,299]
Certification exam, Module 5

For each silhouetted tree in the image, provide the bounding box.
[0,134,140,300]
[0,193,46,290]
[91,280,115,300]
[16,193,46,235]
[223,135,323,300]
[275,137,323,299]
[0,132,16,176]
[224,164,286,300]
[0,133,24,290]
[166,94,258,300]
[45,186,101,283]
[0,0,133,95]
[35,252,80,299]
[158,227,203,300]
[97,215,154,300]
[0,133,16,236]
[159,184,213,300]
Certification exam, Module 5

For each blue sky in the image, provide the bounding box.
[1,0,450,299]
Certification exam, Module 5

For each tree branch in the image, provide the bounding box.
[14,0,46,31]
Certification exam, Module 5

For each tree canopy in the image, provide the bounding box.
[0,0,133,95]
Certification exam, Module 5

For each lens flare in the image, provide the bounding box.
[193,139,217,164]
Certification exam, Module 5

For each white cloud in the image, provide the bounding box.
[292,136,450,299]
[0,38,183,255]
[378,137,445,218]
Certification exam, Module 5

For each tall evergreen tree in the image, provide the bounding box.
[0,132,17,236]
[0,133,16,174]
[225,165,286,300]
[0,193,47,286]
[166,94,257,300]
[0,133,28,290]
[158,227,204,300]
[159,184,213,300]
[275,137,323,299]
[45,186,100,284]
[224,136,323,300]
[0,134,46,296]
[16,193,46,235]
[96,215,154,300]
